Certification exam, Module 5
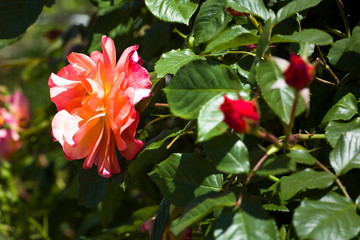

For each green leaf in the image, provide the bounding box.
[197,94,229,143]
[193,0,231,46]
[145,0,198,25]
[150,198,170,240]
[330,129,360,175]
[155,49,205,78]
[275,0,323,23]
[204,133,250,174]
[164,60,241,120]
[214,202,279,240]
[145,129,182,151]
[149,153,223,208]
[257,59,306,125]
[256,155,296,176]
[293,192,360,240]
[78,166,109,207]
[325,118,360,148]
[322,93,358,124]
[226,0,272,20]
[271,29,333,45]
[287,149,316,165]
[0,0,45,39]
[277,168,335,201]
[203,25,259,54]
[170,191,237,236]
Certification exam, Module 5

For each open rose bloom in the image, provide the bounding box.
[49,36,151,177]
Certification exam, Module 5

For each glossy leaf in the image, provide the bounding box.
[193,0,231,46]
[203,133,250,174]
[276,0,323,23]
[150,198,170,240]
[203,25,259,54]
[287,149,316,165]
[271,29,333,45]
[149,153,223,208]
[277,168,335,200]
[330,129,360,175]
[155,49,205,78]
[78,166,109,207]
[145,0,198,25]
[293,192,360,240]
[0,0,45,39]
[226,0,272,20]
[325,118,360,148]
[322,93,358,124]
[170,191,237,236]
[164,60,241,120]
[214,202,279,240]
[197,94,229,143]
[257,59,306,125]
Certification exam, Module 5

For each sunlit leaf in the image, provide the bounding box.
[193,0,231,46]
[145,0,198,25]
[155,49,205,78]
[325,118,360,148]
[275,0,323,23]
[164,60,241,119]
[293,192,360,240]
[271,29,333,45]
[226,0,272,20]
[330,129,360,175]
[322,93,358,125]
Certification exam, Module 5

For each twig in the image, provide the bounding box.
[335,0,351,38]
[314,77,336,87]
[316,47,340,84]
[315,160,350,199]
[235,153,269,206]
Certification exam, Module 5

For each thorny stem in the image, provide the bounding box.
[316,46,340,84]
[235,153,269,206]
[293,133,326,140]
[315,160,350,199]
[335,0,351,38]
[247,14,263,34]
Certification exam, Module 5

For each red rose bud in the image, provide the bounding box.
[225,7,247,16]
[220,95,259,133]
[283,54,314,90]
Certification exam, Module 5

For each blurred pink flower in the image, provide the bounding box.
[0,90,30,160]
[0,129,22,160]
[49,36,151,177]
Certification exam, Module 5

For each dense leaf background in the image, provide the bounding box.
[1,0,360,239]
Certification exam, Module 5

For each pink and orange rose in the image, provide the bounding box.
[49,36,151,177]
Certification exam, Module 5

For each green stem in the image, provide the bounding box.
[247,14,263,34]
[295,133,326,140]
[314,77,336,87]
[227,51,256,57]
[255,129,283,148]
[335,0,351,38]
[316,47,340,84]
